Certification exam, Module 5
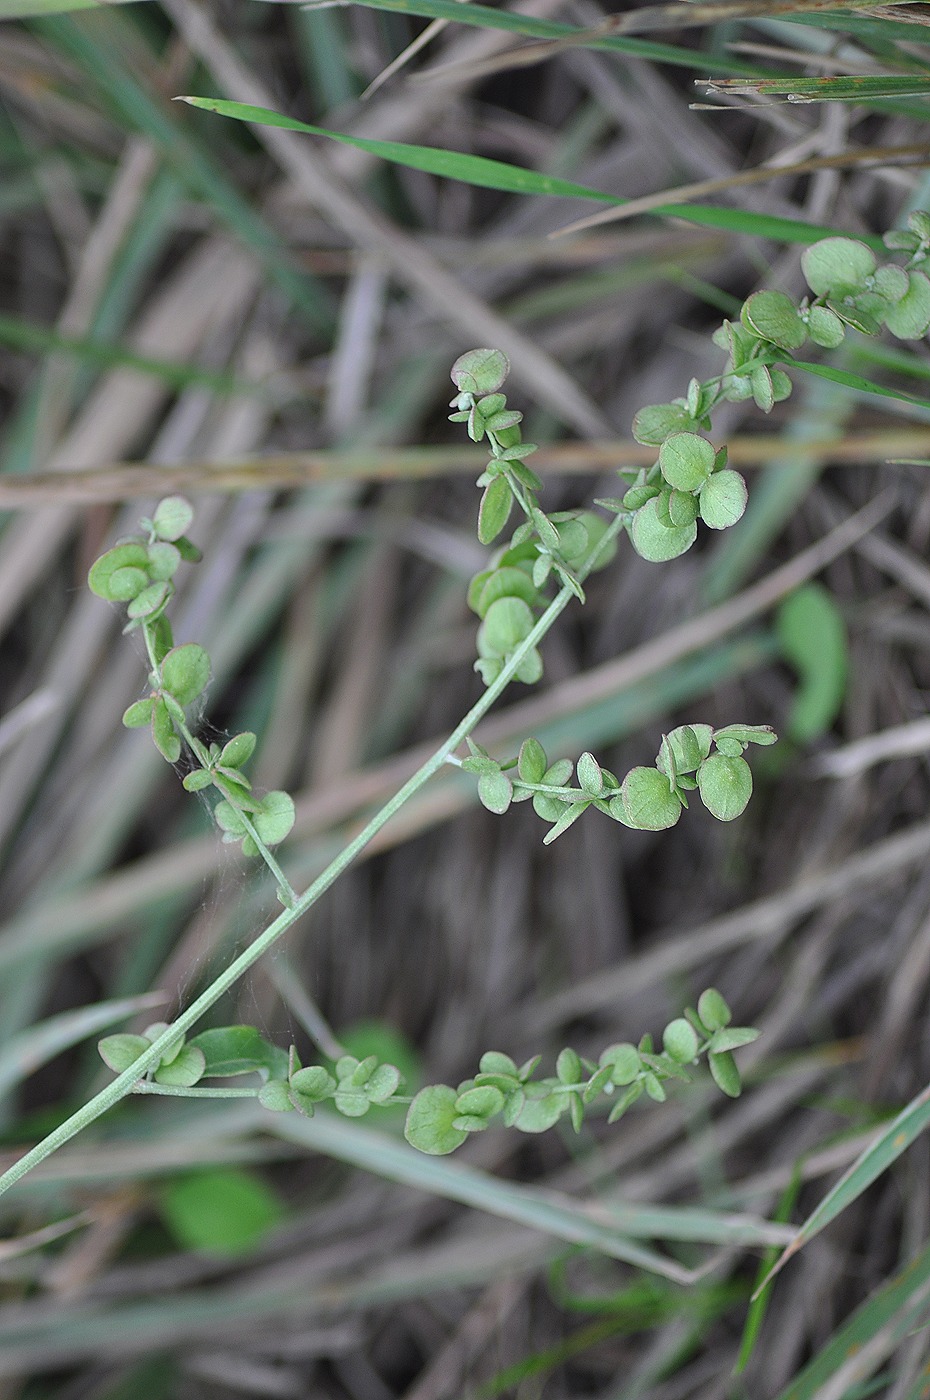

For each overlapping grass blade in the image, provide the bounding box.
[704,73,930,101]
[0,991,165,1099]
[770,1235,930,1400]
[760,1082,930,1290]
[179,97,875,248]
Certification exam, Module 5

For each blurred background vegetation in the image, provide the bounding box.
[4,0,930,1394]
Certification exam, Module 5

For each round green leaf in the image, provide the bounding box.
[873,264,909,304]
[152,496,194,542]
[154,1044,206,1088]
[741,289,806,350]
[88,542,150,600]
[214,800,248,838]
[122,697,154,729]
[802,237,876,297]
[146,542,181,581]
[481,596,535,654]
[451,348,509,395]
[576,752,603,796]
[616,767,682,831]
[161,644,211,707]
[258,1079,294,1112]
[631,497,697,563]
[107,565,150,602]
[698,988,732,1031]
[455,1085,505,1119]
[479,1051,519,1077]
[476,566,537,617]
[663,1019,699,1064]
[290,1066,337,1100]
[477,770,513,814]
[556,1047,582,1084]
[599,1042,641,1085]
[631,402,695,446]
[253,790,296,847]
[657,723,713,778]
[698,470,747,530]
[98,1033,150,1073]
[554,518,588,561]
[158,1168,284,1256]
[806,304,845,349]
[515,646,543,685]
[884,270,930,339]
[697,753,752,821]
[405,1084,469,1155]
[189,1025,288,1080]
[478,476,513,546]
[365,1063,402,1103]
[659,433,715,491]
[668,489,698,527]
[514,1088,566,1133]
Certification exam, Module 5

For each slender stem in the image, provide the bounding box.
[0,511,625,1199]
[133,1082,260,1099]
[238,814,298,908]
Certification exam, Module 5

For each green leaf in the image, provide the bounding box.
[153,1044,206,1087]
[160,644,211,707]
[698,470,748,530]
[776,582,848,742]
[806,304,845,349]
[151,698,181,764]
[87,542,150,600]
[697,988,732,1031]
[107,565,150,603]
[152,496,194,541]
[455,1085,505,1119]
[219,732,257,769]
[476,566,537,617]
[481,596,535,654]
[632,403,698,446]
[188,1025,288,1080]
[658,432,715,491]
[600,1043,642,1085]
[248,791,296,852]
[614,767,682,830]
[451,348,509,395]
[518,737,547,784]
[405,1085,469,1155]
[663,1019,699,1063]
[365,1063,402,1102]
[258,1079,294,1112]
[656,724,713,778]
[145,542,181,582]
[514,1088,567,1133]
[98,1033,150,1074]
[708,1050,742,1097]
[477,771,513,815]
[122,698,154,729]
[697,754,752,821]
[126,580,169,620]
[477,476,513,545]
[290,1065,337,1100]
[709,1027,760,1052]
[884,269,930,339]
[631,498,697,563]
[741,290,806,350]
[801,236,876,298]
[158,1168,284,1255]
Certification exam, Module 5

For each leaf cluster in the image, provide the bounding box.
[98,1024,288,1089]
[462,723,776,842]
[403,988,758,1155]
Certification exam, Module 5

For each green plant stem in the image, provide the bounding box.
[0,512,626,1199]
[133,1082,261,1098]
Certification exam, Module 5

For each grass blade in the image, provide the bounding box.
[0,991,165,1099]
[178,97,877,249]
[703,74,930,102]
[759,1082,930,1290]
[783,357,930,412]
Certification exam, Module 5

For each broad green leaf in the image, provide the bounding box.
[802,237,876,297]
[697,988,732,1031]
[476,567,537,617]
[708,1050,741,1097]
[146,542,181,582]
[98,1033,150,1074]
[477,771,513,814]
[153,1044,205,1087]
[697,754,752,821]
[161,644,211,707]
[122,697,154,729]
[806,303,845,348]
[451,348,509,395]
[152,496,194,542]
[663,1019,699,1063]
[613,767,682,830]
[405,1084,469,1155]
[290,1066,337,1100]
[632,402,698,445]
[481,596,535,654]
[151,698,181,764]
[158,1168,284,1255]
[657,724,713,778]
[87,542,149,600]
[248,791,296,852]
[659,432,715,491]
[741,290,806,350]
[518,737,547,784]
[219,732,257,769]
[126,580,169,620]
[776,583,848,742]
[884,269,930,339]
[631,498,697,563]
[188,1025,288,1080]
[698,470,748,530]
[514,1088,567,1133]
